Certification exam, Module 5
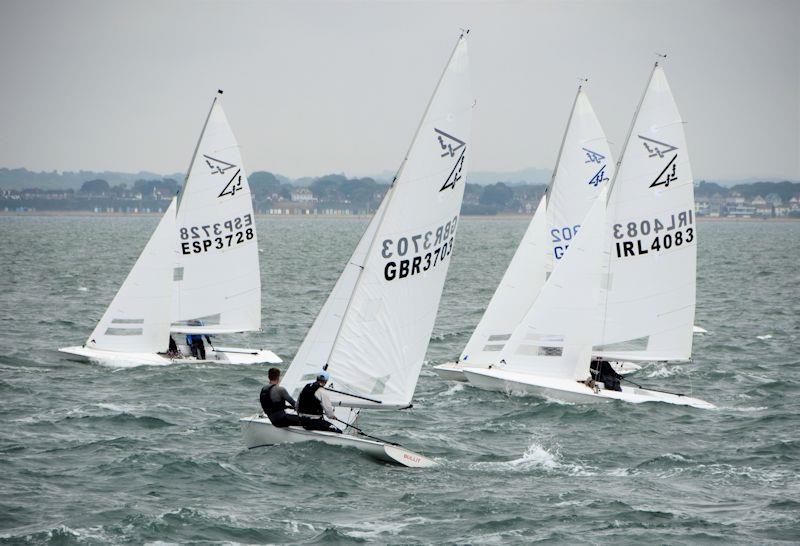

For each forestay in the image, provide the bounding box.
[86,199,177,353]
[594,64,696,362]
[497,188,608,380]
[172,94,261,335]
[457,86,612,366]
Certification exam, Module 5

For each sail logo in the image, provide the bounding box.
[435,128,466,192]
[588,165,609,187]
[582,148,605,164]
[649,154,678,189]
[203,155,236,175]
[218,169,244,198]
[638,136,678,158]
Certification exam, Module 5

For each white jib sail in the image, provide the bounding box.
[497,188,608,381]
[594,64,696,362]
[86,198,177,353]
[457,86,612,366]
[458,194,549,364]
[172,93,261,335]
[321,34,473,409]
[280,190,393,399]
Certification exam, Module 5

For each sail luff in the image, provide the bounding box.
[178,92,221,212]
[607,63,658,201]
[546,83,583,199]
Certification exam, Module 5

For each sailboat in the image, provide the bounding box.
[60,93,281,366]
[433,84,640,380]
[462,62,714,409]
[240,33,474,467]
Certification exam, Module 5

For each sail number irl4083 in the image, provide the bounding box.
[382,216,458,281]
[179,213,254,254]
[613,209,695,258]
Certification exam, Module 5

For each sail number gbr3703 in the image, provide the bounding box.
[382,216,458,281]
[179,213,254,254]
[613,209,694,258]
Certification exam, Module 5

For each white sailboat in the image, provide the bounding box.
[60,93,281,366]
[433,84,636,380]
[241,33,474,467]
[462,62,714,409]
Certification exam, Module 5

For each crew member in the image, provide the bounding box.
[260,367,301,427]
[186,333,205,360]
[590,357,622,392]
[296,371,342,433]
[167,335,179,357]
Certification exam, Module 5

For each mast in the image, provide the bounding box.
[606,62,660,201]
[177,90,223,211]
[546,80,585,200]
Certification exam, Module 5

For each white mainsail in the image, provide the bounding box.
[496,188,608,380]
[282,34,473,416]
[171,93,261,335]
[545,87,615,274]
[457,86,612,366]
[594,63,696,362]
[86,199,177,353]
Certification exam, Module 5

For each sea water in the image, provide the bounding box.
[0,215,798,543]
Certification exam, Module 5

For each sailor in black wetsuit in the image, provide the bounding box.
[590,358,623,392]
[260,367,301,427]
[296,371,342,433]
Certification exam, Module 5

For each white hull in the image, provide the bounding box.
[433,359,642,382]
[693,325,708,334]
[462,367,715,409]
[59,345,282,366]
[239,415,436,468]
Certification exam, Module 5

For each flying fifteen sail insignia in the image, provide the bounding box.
[650,154,678,188]
[588,164,609,187]
[218,169,243,197]
[203,155,236,175]
[639,135,678,158]
[436,128,466,192]
[582,148,605,164]
[435,128,465,158]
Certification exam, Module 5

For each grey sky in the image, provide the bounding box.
[0,0,797,181]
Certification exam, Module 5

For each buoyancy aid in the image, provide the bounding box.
[297,382,324,416]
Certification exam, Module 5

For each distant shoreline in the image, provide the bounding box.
[1,210,799,222]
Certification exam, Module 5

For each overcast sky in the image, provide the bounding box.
[0,0,797,181]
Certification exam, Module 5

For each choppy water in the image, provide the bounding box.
[0,215,798,544]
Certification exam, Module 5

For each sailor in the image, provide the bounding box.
[296,371,342,433]
[167,335,179,357]
[590,357,622,392]
[186,333,206,360]
[260,367,301,427]
[185,319,209,360]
